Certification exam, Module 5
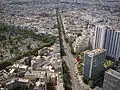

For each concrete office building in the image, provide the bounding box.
[83,49,106,79]
[93,25,120,60]
[103,69,120,90]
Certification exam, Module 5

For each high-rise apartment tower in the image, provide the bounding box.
[93,25,120,60]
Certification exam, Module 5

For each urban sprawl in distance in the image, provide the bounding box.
[0,0,120,90]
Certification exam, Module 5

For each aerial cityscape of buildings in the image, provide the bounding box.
[0,0,120,90]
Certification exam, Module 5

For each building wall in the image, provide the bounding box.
[104,29,120,60]
[93,25,106,49]
[90,52,105,79]
[93,25,120,60]
[83,53,91,78]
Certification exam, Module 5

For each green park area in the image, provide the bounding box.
[0,23,56,70]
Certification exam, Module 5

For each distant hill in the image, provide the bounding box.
[60,0,120,6]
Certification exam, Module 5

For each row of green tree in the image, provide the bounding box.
[62,61,72,90]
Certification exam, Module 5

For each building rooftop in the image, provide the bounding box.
[106,69,120,79]
[12,64,28,70]
[86,48,105,56]
[18,78,29,83]
[25,70,46,79]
